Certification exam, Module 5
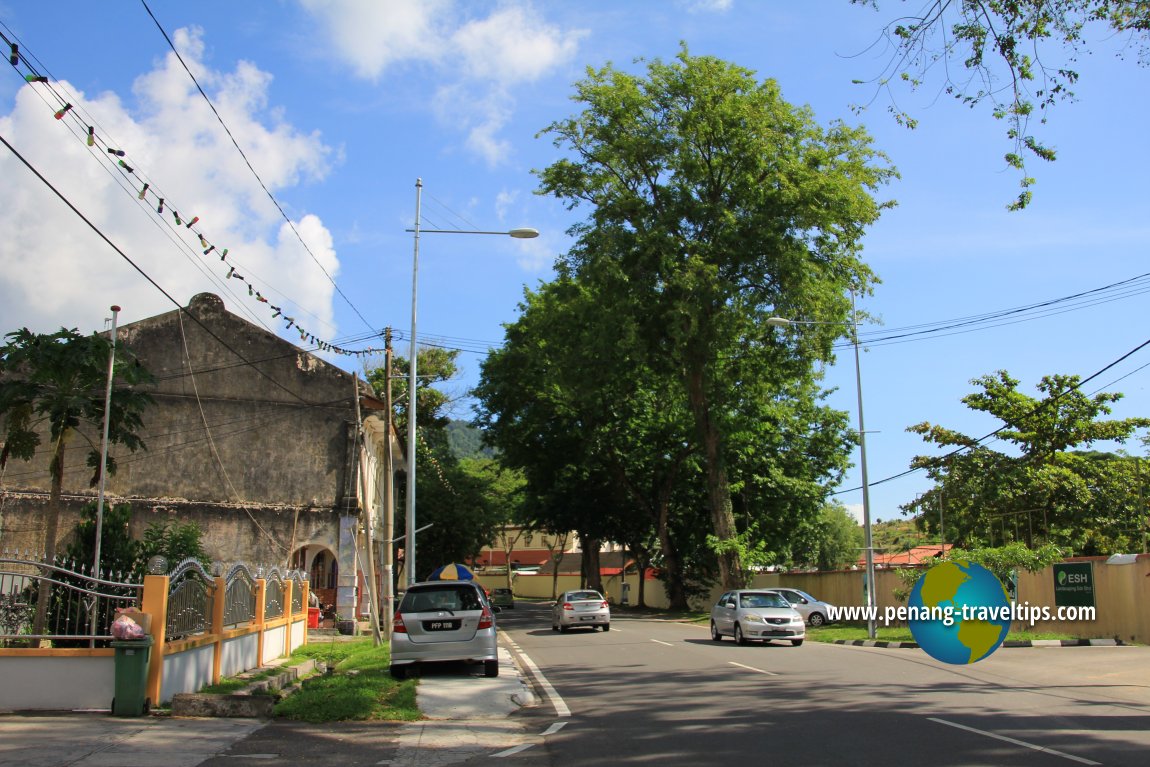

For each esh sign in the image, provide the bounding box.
[1053,562,1095,608]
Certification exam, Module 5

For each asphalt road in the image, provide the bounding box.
[497,601,1150,766]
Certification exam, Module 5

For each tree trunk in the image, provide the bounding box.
[581,537,604,593]
[656,498,690,610]
[32,435,67,640]
[684,361,743,589]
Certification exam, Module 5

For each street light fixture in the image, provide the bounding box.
[403,178,539,586]
[766,292,877,639]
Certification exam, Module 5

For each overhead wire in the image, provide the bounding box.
[2,22,383,356]
[137,0,378,336]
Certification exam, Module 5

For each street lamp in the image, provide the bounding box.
[403,177,538,586]
[766,292,877,639]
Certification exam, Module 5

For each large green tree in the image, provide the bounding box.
[536,46,896,589]
[907,371,1150,553]
[0,327,153,635]
[851,1,1150,209]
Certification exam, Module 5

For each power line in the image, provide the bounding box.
[137,0,378,336]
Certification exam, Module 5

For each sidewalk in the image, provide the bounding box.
[0,646,537,767]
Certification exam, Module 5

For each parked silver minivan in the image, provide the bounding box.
[390,581,500,679]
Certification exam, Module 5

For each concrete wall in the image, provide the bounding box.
[0,294,373,595]
[483,556,1150,643]
[0,654,114,711]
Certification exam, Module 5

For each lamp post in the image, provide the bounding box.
[404,178,538,586]
[767,292,877,639]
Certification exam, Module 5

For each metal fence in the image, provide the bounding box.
[222,563,257,628]
[1,552,307,646]
[0,552,142,648]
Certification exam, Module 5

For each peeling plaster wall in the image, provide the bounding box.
[0,294,371,592]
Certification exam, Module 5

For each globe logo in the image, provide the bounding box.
[907,559,1012,664]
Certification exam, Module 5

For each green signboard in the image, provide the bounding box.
[1053,562,1095,608]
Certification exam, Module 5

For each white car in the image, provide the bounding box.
[551,589,611,632]
[767,587,835,627]
[710,590,805,646]
[390,580,500,679]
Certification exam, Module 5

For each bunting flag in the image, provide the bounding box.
[6,44,383,358]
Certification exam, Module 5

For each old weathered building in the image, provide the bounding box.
[0,292,400,620]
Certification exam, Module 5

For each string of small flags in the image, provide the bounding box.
[417,429,457,496]
[5,38,382,358]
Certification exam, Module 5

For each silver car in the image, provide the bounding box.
[767,587,835,627]
[551,589,611,632]
[390,581,500,679]
[710,590,805,646]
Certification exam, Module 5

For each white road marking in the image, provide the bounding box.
[728,661,779,676]
[651,639,673,646]
[501,631,571,717]
[542,721,568,736]
[928,718,1102,765]
[492,744,535,758]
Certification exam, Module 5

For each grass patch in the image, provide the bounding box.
[198,678,250,695]
[274,638,420,722]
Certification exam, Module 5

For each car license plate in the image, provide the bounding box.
[424,620,460,631]
[580,615,595,621]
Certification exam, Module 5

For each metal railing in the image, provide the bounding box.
[222,563,257,628]
[166,558,214,641]
[0,552,142,647]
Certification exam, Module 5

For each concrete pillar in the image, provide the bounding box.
[337,515,359,619]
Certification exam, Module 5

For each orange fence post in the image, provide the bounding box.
[141,574,168,708]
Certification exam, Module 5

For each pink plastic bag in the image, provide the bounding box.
[111,610,145,640]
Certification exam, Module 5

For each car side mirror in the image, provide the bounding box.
[725,603,735,610]
[492,606,502,614]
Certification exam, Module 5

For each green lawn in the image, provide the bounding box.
[272,638,420,722]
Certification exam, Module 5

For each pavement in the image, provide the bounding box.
[0,643,544,767]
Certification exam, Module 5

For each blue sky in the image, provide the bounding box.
[2,1,1149,532]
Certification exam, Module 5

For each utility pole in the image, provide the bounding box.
[382,330,395,636]
[353,373,383,645]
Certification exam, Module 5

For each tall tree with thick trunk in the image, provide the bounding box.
[537,46,895,589]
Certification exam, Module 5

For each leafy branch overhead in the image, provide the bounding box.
[850,1,1150,209]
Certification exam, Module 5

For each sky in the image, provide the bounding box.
[2,1,1149,534]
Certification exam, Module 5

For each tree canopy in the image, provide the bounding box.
[851,1,1150,209]
[906,370,1150,554]
[533,45,896,589]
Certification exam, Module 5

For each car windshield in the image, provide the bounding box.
[568,591,602,601]
[402,585,482,612]
[740,593,788,609]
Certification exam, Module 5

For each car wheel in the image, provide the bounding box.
[602,623,610,631]
[807,612,826,627]
[710,621,722,642]
[484,659,499,677]
[734,624,747,646]
[559,624,570,633]
[390,665,406,680]
[791,639,804,647]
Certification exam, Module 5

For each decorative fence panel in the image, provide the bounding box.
[165,558,215,641]
[264,567,285,620]
[223,564,257,628]
[0,553,142,647]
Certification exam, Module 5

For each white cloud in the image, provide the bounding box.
[297,0,453,79]
[682,0,733,12]
[452,5,583,84]
[0,27,339,341]
[844,504,865,525]
[300,0,585,165]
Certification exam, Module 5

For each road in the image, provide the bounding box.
[497,601,1150,766]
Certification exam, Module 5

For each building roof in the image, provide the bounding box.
[862,543,954,568]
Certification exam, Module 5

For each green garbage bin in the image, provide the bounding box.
[111,636,153,716]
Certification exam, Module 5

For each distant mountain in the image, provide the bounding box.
[446,420,495,460]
